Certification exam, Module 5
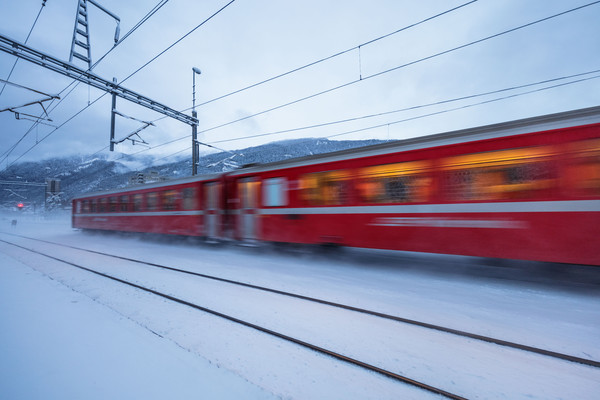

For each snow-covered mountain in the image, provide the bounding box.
[0,138,385,209]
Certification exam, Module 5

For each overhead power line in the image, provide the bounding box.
[208,69,600,144]
[104,0,600,162]
[3,0,237,169]
[119,0,237,86]
[151,0,479,123]
[197,0,478,109]
[139,0,600,156]
[0,78,58,100]
[324,74,600,140]
[192,0,600,138]
[0,0,47,99]
[0,0,48,162]
[119,69,600,161]
[1,0,172,165]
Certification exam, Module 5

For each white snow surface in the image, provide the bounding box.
[0,213,599,399]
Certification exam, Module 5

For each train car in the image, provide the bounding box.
[72,106,600,265]
[226,107,600,265]
[72,173,226,239]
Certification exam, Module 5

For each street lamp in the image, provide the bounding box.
[192,67,201,115]
[192,67,201,175]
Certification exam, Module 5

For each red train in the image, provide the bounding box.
[72,107,600,265]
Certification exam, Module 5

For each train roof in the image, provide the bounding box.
[74,105,600,200]
[227,105,600,176]
[73,172,223,200]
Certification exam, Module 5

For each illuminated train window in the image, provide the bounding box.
[441,146,557,201]
[566,139,600,196]
[239,179,260,208]
[357,161,431,204]
[299,170,351,206]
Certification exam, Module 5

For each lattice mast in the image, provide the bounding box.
[69,0,120,70]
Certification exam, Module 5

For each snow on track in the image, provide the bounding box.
[1,214,599,399]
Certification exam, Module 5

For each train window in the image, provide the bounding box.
[263,177,288,207]
[205,183,220,209]
[133,194,143,211]
[566,139,600,197]
[441,146,557,201]
[300,170,351,206]
[182,187,197,210]
[299,174,320,204]
[120,195,129,212]
[147,192,159,211]
[90,200,97,213]
[99,198,108,212]
[82,200,90,213]
[109,197,118,212]
[357,161,431,204]
[163,190,178,210]
[239,179,260,208]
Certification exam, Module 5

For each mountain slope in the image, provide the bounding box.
[0,138,385,209]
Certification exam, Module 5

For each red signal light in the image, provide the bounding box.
[17,203,24,209]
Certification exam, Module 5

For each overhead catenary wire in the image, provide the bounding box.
[46,0,171,113]
[118,0,237,87]
[190,0,600,139]
[3,0,236,169]
[0,0,46,99]
[19,0,574,164]
[94,1,479,161]
[5,1,599,170]
[151,139,238,164]
[159,73,600,161]
[135,1,600,158]
[119,70,600,162]
[1,0,172,166]
[0,0,48,162]
[150,0,480,123]
[208,68,600,144]
[323,74,600,140]
[0,77,58,99]
[53,0,170,102]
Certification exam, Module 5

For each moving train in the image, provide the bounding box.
[72,106,600,265]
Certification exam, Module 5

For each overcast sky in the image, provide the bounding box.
[1,0,599,168]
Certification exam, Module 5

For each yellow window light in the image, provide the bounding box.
[442,146,556,170]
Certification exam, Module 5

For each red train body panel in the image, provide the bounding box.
[72,174,226,238]
[72,107,600,265]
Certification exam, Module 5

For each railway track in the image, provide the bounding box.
[0,236,466,400]
[3,232,600,370]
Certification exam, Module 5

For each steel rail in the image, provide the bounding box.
[0,238,467,400]
[5,232,600,369]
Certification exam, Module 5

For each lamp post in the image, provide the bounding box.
[192,67,201,113]
[192,67,201,175]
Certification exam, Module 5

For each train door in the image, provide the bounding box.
[204,182,220,238]
[238,177,259,240]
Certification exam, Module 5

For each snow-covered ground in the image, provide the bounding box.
[1,213,599,399]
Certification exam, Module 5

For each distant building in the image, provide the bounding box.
[128,171,165,185]
[45,178,63,210]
